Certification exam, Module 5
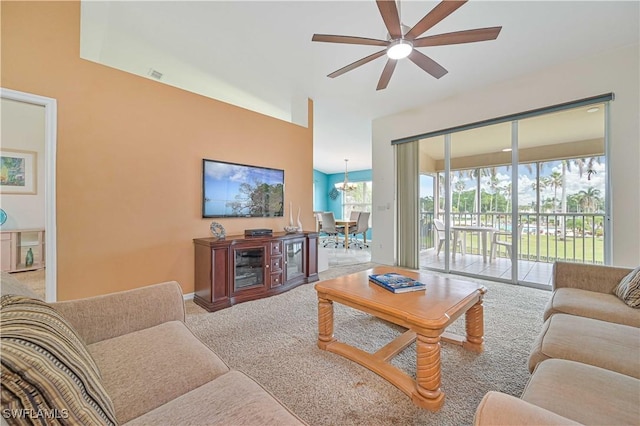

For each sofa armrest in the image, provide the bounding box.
[52,281,185,345]
[474,391,582,425]
[552,262,632,294]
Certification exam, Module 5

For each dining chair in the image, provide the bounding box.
[319,212,344,248]
[347,210,360,235]
[433,219,464,256]
[348,211,370,249]
[313,211,324,232]
[490,224,523,262]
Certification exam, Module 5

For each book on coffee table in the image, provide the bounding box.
[369,273,426,294]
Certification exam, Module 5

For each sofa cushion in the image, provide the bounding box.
[123,370,305,426]
[528,313,640,378]
[0,295,117,425]
[543,287,640,327]
[474,391,581,425]
[522,359,640,426]
[613,266,640,308]
[88,320,230,424]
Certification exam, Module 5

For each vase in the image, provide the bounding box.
[289,202,294,226]
[296,207,303,231]
[25,248,34,268]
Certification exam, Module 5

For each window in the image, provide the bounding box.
[341,181,372,224]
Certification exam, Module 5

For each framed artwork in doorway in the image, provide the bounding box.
[0,149,37,195]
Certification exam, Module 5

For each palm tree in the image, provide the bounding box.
[566,193,582,212]
[531,178,547,203]
[455,180,466,212]
[546,171,563,212]
[577,187,602,213]
[488,172,500,212]
[503,182,512,214]
[541,197,555,213]
[559,156,602,214]
[574,157,602,179]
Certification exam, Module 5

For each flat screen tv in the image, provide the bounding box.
[202,159,284,218]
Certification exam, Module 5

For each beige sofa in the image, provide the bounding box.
[0,273,305,425]
[475,262,640,425]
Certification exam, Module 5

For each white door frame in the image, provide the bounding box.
[1,88,57,302]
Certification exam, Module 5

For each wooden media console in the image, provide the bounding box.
[193,232,319,312]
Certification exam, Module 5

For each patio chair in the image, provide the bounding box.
[434,219,465,256]
[490,224,523,262]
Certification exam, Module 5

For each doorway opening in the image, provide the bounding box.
[1,88,57,301]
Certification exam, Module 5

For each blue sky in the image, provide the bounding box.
[203,161,284,216]
[204,161,283,201]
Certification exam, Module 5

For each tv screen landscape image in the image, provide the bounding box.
[203,159,284,218]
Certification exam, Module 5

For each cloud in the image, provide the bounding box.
[423,160,607,208]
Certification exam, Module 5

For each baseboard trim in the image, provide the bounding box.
[183,292,194,301]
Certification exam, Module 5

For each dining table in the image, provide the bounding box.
[335,219,357,249]
[451,226,498,263]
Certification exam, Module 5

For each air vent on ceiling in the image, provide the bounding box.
[148,69,163,80]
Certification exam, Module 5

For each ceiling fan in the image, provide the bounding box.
[312,0,502,90]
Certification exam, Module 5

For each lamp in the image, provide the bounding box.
[336,159,357,192]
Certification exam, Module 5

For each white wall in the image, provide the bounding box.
[372,43,640,268]
[80,2,308,127]
[0,98,46,229]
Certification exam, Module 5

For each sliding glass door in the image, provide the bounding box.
[419,135,445,271]
[516,104,606,286]
[448,123,511,279]
[417,98,609,288]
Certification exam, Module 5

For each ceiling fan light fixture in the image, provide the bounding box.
[387,39,413,60]
[312,0,502,90]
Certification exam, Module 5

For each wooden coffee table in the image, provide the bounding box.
[315,266,486,411]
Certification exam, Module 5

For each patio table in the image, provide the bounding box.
[451,226,498,263]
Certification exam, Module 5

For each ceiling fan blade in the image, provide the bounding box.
[405,0,467,40]
[376,0,402,39]
[412,27,502,47]
[312,34,389,47]
[327,50,387,78]
[408,50,448,79]
[376,59,397,91]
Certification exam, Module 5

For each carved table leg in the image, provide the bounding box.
[317,296,335,349]
[464,299,484,353]
[413,334,445,411]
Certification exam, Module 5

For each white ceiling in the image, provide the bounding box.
[80,1,639,174]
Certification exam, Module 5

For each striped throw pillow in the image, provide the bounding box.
[1,295,117,425]
[613,266,640,308]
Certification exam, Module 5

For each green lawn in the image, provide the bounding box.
[466,234,604,263]
[421,233,605,264]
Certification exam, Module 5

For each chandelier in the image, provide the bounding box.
[337,159,357,192]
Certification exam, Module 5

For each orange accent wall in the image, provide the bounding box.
[1,2,314,300]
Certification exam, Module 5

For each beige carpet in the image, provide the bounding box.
[185,262,550,426]
[8,269,45,298]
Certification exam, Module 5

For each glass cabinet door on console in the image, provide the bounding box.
[284,238,306,283]
[233,245,266,291]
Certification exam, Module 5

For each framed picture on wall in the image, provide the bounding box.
[0,149,37,195]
